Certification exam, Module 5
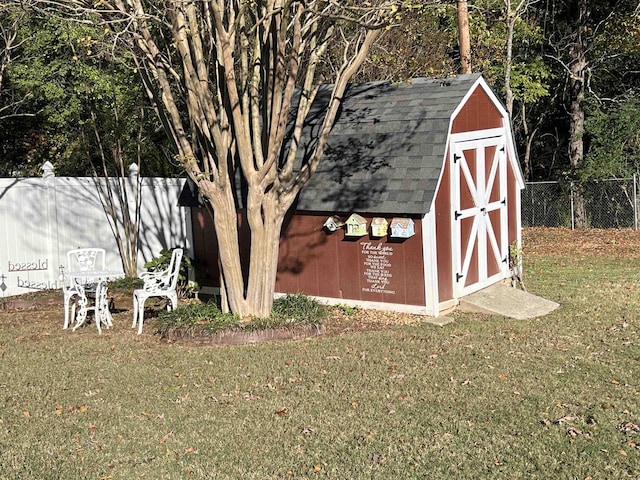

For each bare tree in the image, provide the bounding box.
[41,1,411,317]
[0,3,34,121]
[87,107,142,278]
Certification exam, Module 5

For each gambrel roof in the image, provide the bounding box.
[293,73,486,215]
[180,73,516,215]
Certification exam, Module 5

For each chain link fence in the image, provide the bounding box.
[522,176,639,229]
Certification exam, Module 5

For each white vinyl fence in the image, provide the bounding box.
[0,162,191,298]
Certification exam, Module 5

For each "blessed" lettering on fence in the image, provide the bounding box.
[7,259,49,272]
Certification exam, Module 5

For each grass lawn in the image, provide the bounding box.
[1,228,640,479]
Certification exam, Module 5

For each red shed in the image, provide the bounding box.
[187,74,524,317]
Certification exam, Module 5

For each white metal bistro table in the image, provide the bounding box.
[64,270,123,334]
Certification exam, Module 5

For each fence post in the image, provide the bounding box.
[570,181,575,230]
[634,173,638,231]
[42,161,61,289]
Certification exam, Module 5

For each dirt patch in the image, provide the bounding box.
[0,297,59,312]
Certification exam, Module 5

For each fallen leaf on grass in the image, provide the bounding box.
[275,407,290,416]
[618,422,640,434]
[554,415,574,425]
[22,409,30,418]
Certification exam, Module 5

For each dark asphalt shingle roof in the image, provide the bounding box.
[295,73,483,215]
[179,74,488,214]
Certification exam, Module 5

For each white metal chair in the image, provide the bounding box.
[62,248,106,329]
[132,248,183,335]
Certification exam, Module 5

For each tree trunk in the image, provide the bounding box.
[567,0,588,227]
[457,0,472,74]
[208,186,250,316]
[504,12,515,117]
[245,195,285,318]
[520,102,537,181]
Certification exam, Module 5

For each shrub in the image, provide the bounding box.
[271,293,328,322]
[156,301,240,337]
[108,276,144,291]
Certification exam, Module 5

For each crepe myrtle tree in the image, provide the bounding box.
[42,0,424,317]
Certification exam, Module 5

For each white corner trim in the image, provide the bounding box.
[421,211,440,317]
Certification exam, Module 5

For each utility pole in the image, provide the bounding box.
[457,0,472,74]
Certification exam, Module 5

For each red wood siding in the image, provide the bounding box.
[451,88,503,133]
[190,208,426,307]
[191,208,220,287]
[435,150,453,302]
[276,213,426,306]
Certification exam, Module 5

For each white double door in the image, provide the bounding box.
[451,129,509,297]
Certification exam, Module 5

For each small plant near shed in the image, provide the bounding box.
[271,293,328,323]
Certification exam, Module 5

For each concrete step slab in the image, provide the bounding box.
[458,283,560,320]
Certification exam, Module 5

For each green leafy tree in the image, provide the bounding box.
[1,6,174,177]
[582,96,640,179]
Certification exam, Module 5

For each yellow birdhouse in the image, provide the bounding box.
[345,213,368,237]
[370,217,389,237]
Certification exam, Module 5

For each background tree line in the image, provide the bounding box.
[1,1,638,183]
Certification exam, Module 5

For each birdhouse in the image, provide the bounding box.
[345,213,368,237]
[370,217,388,237]
[390,218,415,239]
[323,215,345,232]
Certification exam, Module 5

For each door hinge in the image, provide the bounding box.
[456,273,464,282]
[454,211,462,220]
[453,153,461,164]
